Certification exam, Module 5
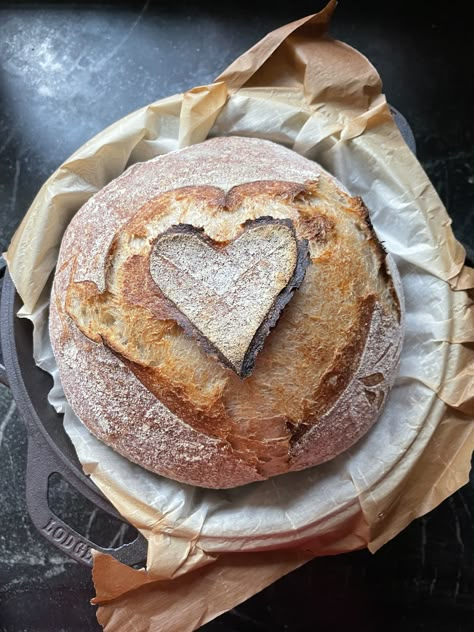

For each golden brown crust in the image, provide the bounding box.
[50,136,403,488]
[225,180,308,210]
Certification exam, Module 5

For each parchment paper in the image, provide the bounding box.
[5,2,474,630]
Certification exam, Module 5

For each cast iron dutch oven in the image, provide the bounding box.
[0,111,416,568]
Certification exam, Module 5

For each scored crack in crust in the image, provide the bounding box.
[50,136,403,488]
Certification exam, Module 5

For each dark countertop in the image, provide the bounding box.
[1,1,473,631]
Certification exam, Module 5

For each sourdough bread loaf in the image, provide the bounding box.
[49,137,403,488]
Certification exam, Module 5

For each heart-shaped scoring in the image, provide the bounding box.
[149,217,309,377]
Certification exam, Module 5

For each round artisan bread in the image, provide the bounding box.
[49,136,403,488]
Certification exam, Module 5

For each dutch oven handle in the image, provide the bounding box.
[0,258,8,387]
[0,258,147,567]
[26,418,148,568]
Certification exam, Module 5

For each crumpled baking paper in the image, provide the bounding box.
[5,1,474,630]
